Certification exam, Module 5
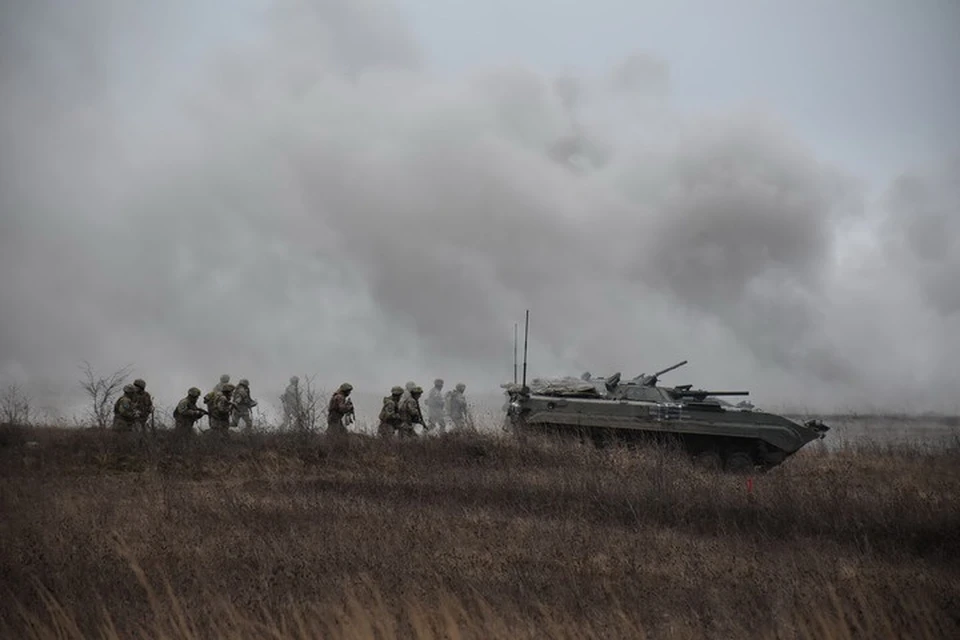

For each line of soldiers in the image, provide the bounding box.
[377,378,473,438]
[179,375,259,436]
[131,373,354,438]
[111,374,258,437]
[112,373,471,439]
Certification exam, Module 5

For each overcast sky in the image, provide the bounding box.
[1,0,958,420]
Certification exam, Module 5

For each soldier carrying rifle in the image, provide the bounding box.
[173,387,208,437]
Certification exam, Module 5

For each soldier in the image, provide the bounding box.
[398,385,425,438]
[202,389,217,428]
[327,382,355,437]
[281,376,301,429]
[131,378,154,432]
[378,386,404,438]
[231,378,258,431]
[173,387,208,437]
[214,374,230,393]
[425,378,446,433]
[112,384,140,432]
[501,387,515,432]
[208,383,235,436]
[447,382,473,432]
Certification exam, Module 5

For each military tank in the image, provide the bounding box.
[502,358,829,472]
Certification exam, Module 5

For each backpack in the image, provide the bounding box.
[378,397,392,423]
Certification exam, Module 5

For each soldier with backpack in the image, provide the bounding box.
[112,385,140,432]
[378,386,404,438]
[173,387,208,437]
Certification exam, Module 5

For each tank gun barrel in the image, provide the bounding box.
[671,389,750,399]
[639,360,688,386]
[652,360,688,378]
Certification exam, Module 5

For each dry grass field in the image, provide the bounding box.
[2,423,959,639]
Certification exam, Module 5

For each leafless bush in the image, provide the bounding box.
[77,361,132,429]
[0,383,31,426]
[279,374,326,433]
[150,403,173,431]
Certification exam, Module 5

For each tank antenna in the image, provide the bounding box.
[513,322,518,384]
[521,309,529,388]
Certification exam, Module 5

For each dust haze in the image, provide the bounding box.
[2,0,958,418]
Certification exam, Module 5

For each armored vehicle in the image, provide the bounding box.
[503,360,829,472]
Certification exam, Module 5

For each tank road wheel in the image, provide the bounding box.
[693,449,722,471]
[724,450,755,474]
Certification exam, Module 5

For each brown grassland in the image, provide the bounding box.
[1,422,959,639]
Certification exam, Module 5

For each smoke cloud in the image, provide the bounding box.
[2,0,958,418]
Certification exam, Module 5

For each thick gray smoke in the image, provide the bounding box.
[2,0,958,418]
[884,157,960,317]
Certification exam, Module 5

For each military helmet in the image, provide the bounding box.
[133,378,146,389]
[339,382,353,392]
[405,381,416,391]
[220,374,230,383]
[123,384,136,394]
[411,385,423,395]
[188,387,201,397]
[290,376,299,384]
[434,378,443,386]
[456,383,466,392]
[390,385,404,396]
[239,378,249,386]
[221,383,235,393]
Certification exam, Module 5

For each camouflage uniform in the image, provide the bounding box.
[447,383,472,432]
[131,378,153,432]
[398,386,425,438]
[173,387,207,437]
[425,378,446,433]
[378,386,404,438]
[112,385,140,432]
[209,383,235,435]
[230,379,257,431]
[202,390,216,427]
[326,383,354,437]
[281,376,301,429]
[203,376,228,428]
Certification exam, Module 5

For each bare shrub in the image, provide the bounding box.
[0,383,31,426]
[282,374,326,433]
[77,361,132,429]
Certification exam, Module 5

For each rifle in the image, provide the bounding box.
[413,398,427,431]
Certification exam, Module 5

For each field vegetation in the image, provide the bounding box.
[2,422,958,639]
